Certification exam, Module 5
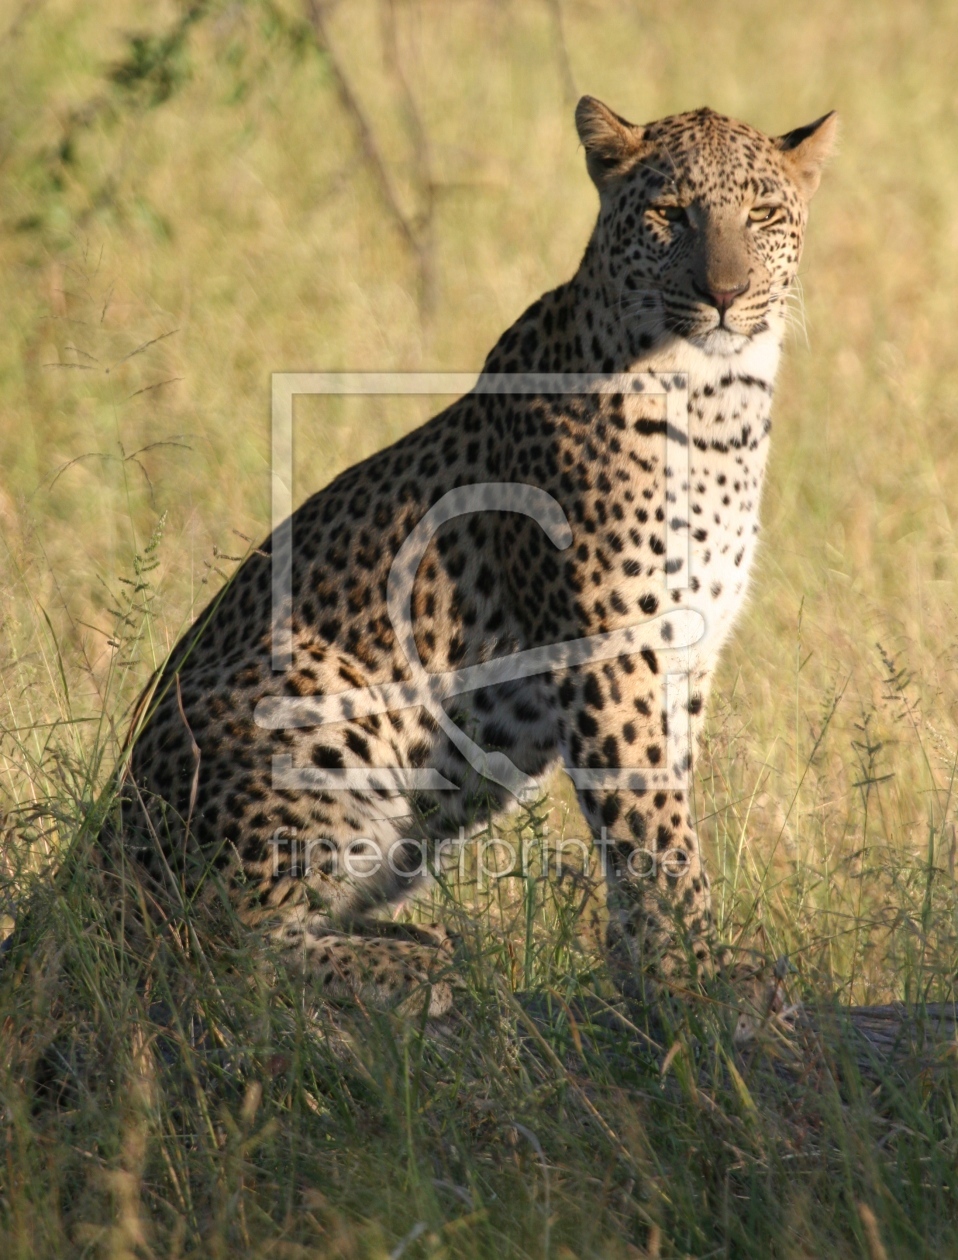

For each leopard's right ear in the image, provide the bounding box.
[575,96,647,190]
[776,111,839,199]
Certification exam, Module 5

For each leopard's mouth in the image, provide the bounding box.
[663,302,769,354]
[687,327,753,355]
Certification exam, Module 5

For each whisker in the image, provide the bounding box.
[770,275,809,347]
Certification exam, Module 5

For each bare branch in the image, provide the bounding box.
[305,0,434,320]
[545,0,577,106]
[381,0,437,317]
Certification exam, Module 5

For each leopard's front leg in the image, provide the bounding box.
[558,661,715,995]
[597,796,714,997]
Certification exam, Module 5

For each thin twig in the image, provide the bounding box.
[545,0,577,105]
[381,0,436,316]
[305,0,433,319]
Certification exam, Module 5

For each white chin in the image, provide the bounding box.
[688,328,750,356]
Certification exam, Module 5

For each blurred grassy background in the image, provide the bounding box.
[3,2,958,1255]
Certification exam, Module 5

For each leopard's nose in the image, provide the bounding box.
[694,279,750,314]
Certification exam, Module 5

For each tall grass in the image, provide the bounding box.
[3,0,958,1254]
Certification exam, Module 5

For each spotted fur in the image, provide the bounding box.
[120,99,836,1015]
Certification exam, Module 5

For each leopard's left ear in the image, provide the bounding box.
[575,96,647,190]
[776,111,839,199]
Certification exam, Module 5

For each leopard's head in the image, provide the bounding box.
[576,98,837,356]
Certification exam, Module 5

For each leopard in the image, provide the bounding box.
[118,96,836,1018]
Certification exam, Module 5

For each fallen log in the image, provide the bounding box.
[800,1001,958,1076]
[517,990,958,1082]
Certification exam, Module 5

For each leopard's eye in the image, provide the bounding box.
[648,204,688,226]
[748,205,781,225]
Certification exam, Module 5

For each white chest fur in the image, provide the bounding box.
[687,432,770,662]
[668,329,781,671]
